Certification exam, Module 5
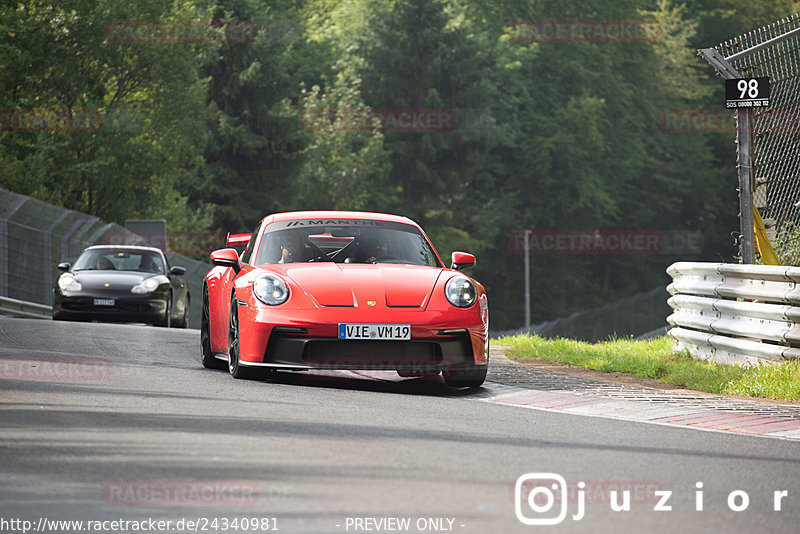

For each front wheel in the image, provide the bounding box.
[174,294,189,329]
[201,286,225,370]
[228,297,257,379]
[156,295,172,328]
[442,365,487,388]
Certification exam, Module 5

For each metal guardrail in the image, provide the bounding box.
[667,262,800,363]
[0,296,52,320]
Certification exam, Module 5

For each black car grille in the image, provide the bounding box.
[60,298,156,313]
[303,340,442,366]
[264,330,474,370]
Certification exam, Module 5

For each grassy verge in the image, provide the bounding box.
[495,334,800,401]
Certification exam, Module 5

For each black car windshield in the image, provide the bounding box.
[73,249,166,274]
[253,221,441,267]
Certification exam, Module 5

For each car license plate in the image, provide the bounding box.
[93,298,115,306]
[338,324,411,340]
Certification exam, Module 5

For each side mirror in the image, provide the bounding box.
[450,251,476,271]
[170,266,186,276]
[210,248,241,273]
[57,262,71,272]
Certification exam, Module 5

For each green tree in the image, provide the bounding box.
[0,0,214,230]
[198,0,319,232]
[357,0,498,263]
[296,0,393,211]
[454,0,734,327]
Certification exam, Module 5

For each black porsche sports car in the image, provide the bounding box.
[52,245,190,327]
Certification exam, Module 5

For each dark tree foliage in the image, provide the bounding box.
[198,0,315,231]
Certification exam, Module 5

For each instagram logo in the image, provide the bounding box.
[515,473,577,526]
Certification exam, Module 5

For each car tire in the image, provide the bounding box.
[174,294,190,329]
[228,297,258,379]
[201,286,225,370]
[157,294,172,328]
[442,365,487,388]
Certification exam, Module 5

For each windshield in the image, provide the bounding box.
[73,249,166,274]
[254,221,441,267]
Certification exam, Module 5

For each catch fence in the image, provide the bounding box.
[699,15,800,264]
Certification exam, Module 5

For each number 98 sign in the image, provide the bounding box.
[725,77,770,109]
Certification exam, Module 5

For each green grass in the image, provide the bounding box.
[495,334,800,401]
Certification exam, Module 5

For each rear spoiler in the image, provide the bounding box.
[226,233,251,247]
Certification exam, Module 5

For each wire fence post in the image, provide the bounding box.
[524,229,531,333]
[0,218,7,298]
[738,107,756,264]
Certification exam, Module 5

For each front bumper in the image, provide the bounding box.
[251,328,477,373]
[53,293,167,324]
[235,305,488,372]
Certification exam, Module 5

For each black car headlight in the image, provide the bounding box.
[58,273,82,293]
[131,277,160,295]
[445,276,476,308]
[253,274,289,305]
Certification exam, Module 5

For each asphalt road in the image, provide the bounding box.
[1,318,799,534]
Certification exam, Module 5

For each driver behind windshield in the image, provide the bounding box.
[278,231,310,263]
[360,234,389,263]
[137,254,160,273]
[94,256,115,270]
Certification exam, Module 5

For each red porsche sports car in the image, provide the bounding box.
[200,211,488,387]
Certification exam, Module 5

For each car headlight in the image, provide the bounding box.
[131,277,160,295]
[253,274,289,305]
[445,276,476,308]
[58,273,81,292]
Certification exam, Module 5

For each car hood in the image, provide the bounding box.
[271,263,444,308]
[71,270,153,290]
